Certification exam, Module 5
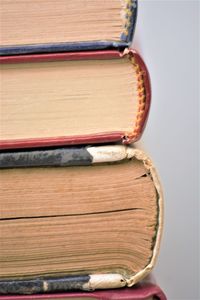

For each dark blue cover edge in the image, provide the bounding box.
[0,41,128,56]
[0,147,93,168]
[0,275,90,294]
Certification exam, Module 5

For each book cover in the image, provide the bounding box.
[0,146,163,294]
[0,49,151,150]
[0,0,137,56]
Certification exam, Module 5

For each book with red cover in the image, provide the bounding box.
[0,49,151,150]
[0,281,167,300]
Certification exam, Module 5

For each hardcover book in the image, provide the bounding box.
[0,279,167,299]
[0,146,163,294]
[0,0,137,55]
[0,49,151,150]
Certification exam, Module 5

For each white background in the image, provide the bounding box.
[132,1,199,299]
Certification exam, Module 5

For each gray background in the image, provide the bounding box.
[132,1,199,299]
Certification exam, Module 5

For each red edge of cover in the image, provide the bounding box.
[0,49,151,150]
[0,50,121,64]
[0,284,167,300]
[0,133,124,150]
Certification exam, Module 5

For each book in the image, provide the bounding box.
[0,0,137,56]
[0,278,167,299]
[0,146,163,294]
[0,49,151,150]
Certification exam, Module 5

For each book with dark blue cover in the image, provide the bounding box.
[0,146,163,295]
[0,0,137,56]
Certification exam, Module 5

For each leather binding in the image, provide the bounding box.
[0,49,151,150]
[0,282,167,300]
[0,147,163,295]
[0,0,137,56]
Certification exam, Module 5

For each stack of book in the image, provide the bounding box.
[0,1,166,299]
